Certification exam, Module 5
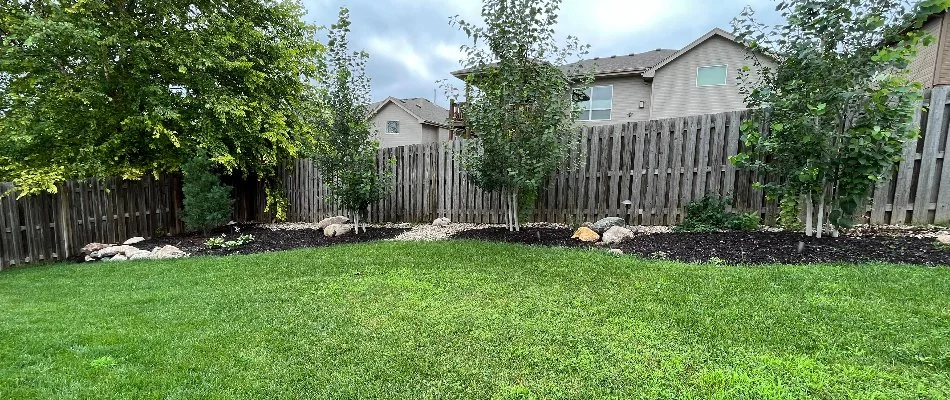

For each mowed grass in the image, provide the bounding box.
[1,241,948,399]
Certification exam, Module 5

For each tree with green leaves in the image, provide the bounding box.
[181,154,233,235]
[731,0,949,237]
[310,7,388,234]
[450,0,591,232]
[0,0,323,219]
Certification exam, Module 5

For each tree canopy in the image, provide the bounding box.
[731,0,950,236]
[0,0,324,210]
[451,0,591,231]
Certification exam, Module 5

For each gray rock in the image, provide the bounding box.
[324,224,353,237]
[123,237,146,245]
[608,249,624,257]
[592,217,626,233]
[96,245,141,258]
[937,235,950,245]
[151,245,186,260]
[84,255,96,262]
[81,242,111,255]
[315,216,350,230]
[106,254,128,262]
[601,226,635,245]
[432,217,451,227]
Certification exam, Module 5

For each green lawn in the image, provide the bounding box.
[1,241,948,399]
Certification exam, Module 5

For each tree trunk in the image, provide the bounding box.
[816,191,826,239]
[804,194,813,237]
[513,190,521,232]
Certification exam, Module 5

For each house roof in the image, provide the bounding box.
[643,28,745,78]
[562,49,678,78]
[369,97,449,128]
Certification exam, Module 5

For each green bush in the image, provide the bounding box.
[675,195,760,232]
[181,155,233,235]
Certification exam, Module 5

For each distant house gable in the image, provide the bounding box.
[643,28,759,79]
[369,97,449,129]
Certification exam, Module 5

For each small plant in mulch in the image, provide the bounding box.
[675,195,760,233]
[205,234,255,249]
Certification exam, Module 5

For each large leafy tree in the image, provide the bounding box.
[0,0,323,217]
[451,0,591,231]
[310,7,388,234]
[731,0,949,237]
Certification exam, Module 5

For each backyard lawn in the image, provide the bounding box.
[1,241,948,399]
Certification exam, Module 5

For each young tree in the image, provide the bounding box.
[731,0,949,237]
[311,8,388,234]
[181,154,233,235]
[0,0,323,219]
[450,0,591,231]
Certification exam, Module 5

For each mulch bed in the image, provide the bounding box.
[452,227,950,265]
[136,224,408,257]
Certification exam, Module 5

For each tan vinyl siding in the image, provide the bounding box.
[649,36,772,119]
[936,14,950,86]
[908,15,943,88]
[579,76,653,126]
[371,103,439,148]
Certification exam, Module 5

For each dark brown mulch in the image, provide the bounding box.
[452,227,950,265]
[136,224,408,257]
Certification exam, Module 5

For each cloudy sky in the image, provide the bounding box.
[300,0,782,107]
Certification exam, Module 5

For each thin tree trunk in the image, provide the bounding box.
[804,194,813,237]
[816,190,826,239]
[354,213,359,235]
[513,190,521,232]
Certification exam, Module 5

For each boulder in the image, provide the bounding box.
[84,255,96,262]
[324,224,354,237]
[571,227,600,242]
[937,235,950,245]
[601,226,635,245]
[106,254,128,262]
[151,245,186,260]
[592,217,626,233]
[95,245,141,258]
[129,251,153,261]
[316,216,350,230]
[123,237,146,245]
[81,242,111,255]
[608,249,624,257]
[432,217,451,227]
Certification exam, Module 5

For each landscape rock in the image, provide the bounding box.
[608,249,624,257]
[106,254,128,262]
[85,255,96,262]
[81,242,111,255]
[151,245,186,260]
[316,216,350,230]
[123,237,146,245]
[937,235,950,245]
[129,251,153,261]
[432,217,451,227]
[592,217,626,233]
[324,224,354,237]
[601,226,635,245]
[571,227,600,242]
[95,245,141,258]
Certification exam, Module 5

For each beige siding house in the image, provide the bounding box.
[907,11,950,89]
[559,28,776,124]
[368,97,450,149]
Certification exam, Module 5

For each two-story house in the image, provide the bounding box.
[368,97,450,148]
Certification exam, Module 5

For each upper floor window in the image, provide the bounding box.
[386,120,400,134]
[578,85,612,121]
[697,65,728,86]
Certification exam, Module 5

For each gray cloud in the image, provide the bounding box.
[301,0,781,107]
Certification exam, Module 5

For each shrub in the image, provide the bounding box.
[205,234,255,249]
[675,195,760,232]
[181,155,233,235]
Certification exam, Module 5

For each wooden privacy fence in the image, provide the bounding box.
[283,88,950,227]
[4,88,950,268]
[0,176,183,269]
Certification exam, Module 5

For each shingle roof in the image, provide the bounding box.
[369,97,449,128]
[563,49,678,77]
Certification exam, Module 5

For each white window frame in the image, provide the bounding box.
[697,64,728,87]
[578,85,613,121]
[385,120,400,134]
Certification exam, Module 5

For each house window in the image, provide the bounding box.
[386,120,400,134]
[697,65,728,86]
[578,85,612,121]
